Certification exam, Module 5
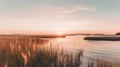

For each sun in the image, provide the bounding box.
[55,31,64,35]
[54,27,67,35]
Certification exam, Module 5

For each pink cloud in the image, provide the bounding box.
[23,5,96,15]
[0,5,96,22]
[54,5,96,14]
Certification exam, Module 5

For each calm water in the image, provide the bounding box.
[46,35,120,61]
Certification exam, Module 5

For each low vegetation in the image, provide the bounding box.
[0,36,83,67]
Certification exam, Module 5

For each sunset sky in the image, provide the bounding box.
[0,0,120,34]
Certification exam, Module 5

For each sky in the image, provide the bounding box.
[0,0,120,34]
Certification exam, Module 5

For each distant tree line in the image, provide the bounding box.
[116,32,120,35]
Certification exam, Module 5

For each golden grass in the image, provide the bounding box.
[0,36,82,67]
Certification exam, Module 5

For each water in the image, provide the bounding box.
[46,35,120,65]
[48,35,120,56]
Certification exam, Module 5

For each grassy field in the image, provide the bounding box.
[88,58,120,67]
[0,36,83,67]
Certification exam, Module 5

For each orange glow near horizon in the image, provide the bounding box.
[55,31,65,35]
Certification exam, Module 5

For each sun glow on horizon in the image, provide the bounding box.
[55,31,65,35]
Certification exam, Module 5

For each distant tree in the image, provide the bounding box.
[116,32,120,35]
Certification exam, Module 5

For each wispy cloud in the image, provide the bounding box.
[0,5,96,22]
[0,5,96,20]
[29,5,96,15]
[53,5,96,14]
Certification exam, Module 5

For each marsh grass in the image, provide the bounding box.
[0,37,83,67]
[88,57,120,67]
